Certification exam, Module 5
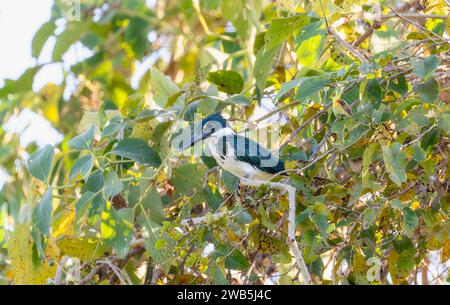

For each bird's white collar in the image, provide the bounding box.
[209,127,235,138]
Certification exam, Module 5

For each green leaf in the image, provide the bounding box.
[82,170,104,217]
[342,124,370,148]
[172,163,205,195]
[15,66,41,92]
[101,120,122,138]
[207,262,228,284]
[232,205,253,224]
[311,212,329,238]
[207,70,244,95]
[362,143,382,190]
[67,126,95,151]
[32,188,53,236]
[396,248,415,277]
[32,20,55,58]
[295,21,326,67]
[254,45,281,91]
[361,78,383,105]
[294,76,330,101]
[53,22,90,61]
[265,14,313,50]
[27,144,54,183]
[437,113,450,135]
[69,155,94,181]
[103,169,123,199]
[274,79,299,102]
[150,67,179,107]
[142,187,165,224]
[213,244,249,271]
[403,207,418,237]
[382,142,407,186]
[363,208,379,229]
[410,55,439,80]
[101,202,133,258]
[413,78,439,103]
[75,191,96,229]
[225,94,251,105]
[112,138,161,167]
[409,142,426,162]
[222,171,239,192]
[388,75,408,95]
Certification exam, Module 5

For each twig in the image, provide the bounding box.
[319,0,369,62]
[54,256,69,285]
[280,103,332,150]
[108,247,146,284]
[380,13,449,20]
[78,264,102,285]
[353,28,374,48]
[240,178,311,284]
[389,6,449,44]
[401,124,437,149]
[180,211,230,226]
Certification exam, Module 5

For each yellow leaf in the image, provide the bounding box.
[352,249,368,273]
[284,160,297,170]
[40,83,62,125]
[56,237,107,262]
[52,208,75,238]
[388,250,399,285]
[8,224,58,284]
[441,238,450,263]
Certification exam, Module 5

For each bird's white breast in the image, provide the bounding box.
[205,128,273,180]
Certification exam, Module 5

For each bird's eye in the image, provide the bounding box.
[210,127,216,133]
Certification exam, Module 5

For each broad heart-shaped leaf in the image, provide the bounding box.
[207,262,228,284]
[382,142,407,186]
[101,202,133,259]
[103,169,123,199]
[294,76,330,101]
[52,21,90,61]
[112,138,161,167]
[388,75,408,95]
[413,78,439,103]
[172,163,205,195]
[32,20,55,58]
[67,125,95,151]
[82,170,104,217]
[254,44,281,91]
[207,70,244,95]
[101,120,122,138]
[27,144,54,183]
[32,188,53,236]
[362,143,382,190]
[437,113,450,135]
[410,55,439,80]
[69,155,94,181]
[361,78,383,105]
[274,79,299,102]
[225,94,251,105]
[142,187,165,224]
[15,66,41,93]
[265,14,313,50]
[150,67,179,108]
[75,191,96,230]
[341,124,370,148]
[403,207,418,237]
[212,244,249,271]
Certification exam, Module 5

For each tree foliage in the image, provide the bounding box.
[0,0,449,285]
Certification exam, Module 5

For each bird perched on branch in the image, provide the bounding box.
[183,112,285,181]
[332,98,352,118]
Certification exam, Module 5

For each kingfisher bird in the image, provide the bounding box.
[183,112,285,181]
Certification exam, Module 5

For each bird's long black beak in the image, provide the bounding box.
[183,129,212,150]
